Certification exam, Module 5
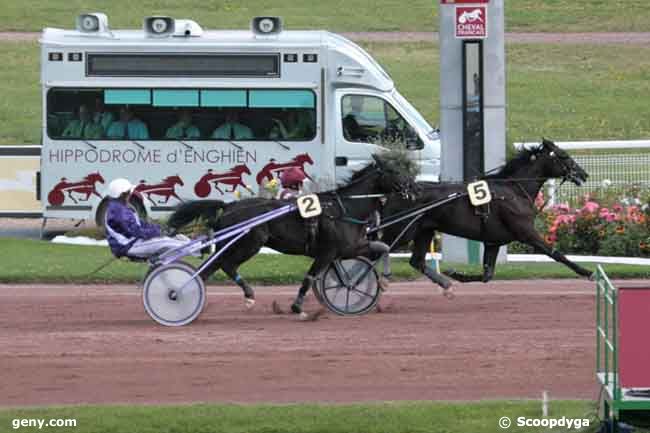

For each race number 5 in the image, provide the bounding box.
[467,180,492,206]
[297,194,322,218]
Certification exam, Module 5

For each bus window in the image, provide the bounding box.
[341,94,416,144]
[46,88,317,141]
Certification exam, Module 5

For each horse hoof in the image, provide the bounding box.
[291,303,302,314]
[271,300,285,314]
[443,288,455,300]
[245,298,256,309]
[379,276,390,292]
[298,312,309,321]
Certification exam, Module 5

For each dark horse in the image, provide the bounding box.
[168,154,417,313]
[378,139,591,288]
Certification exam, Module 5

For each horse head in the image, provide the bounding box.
[165,175,184,186]
[294,153,314,165]
[538,139,588,186]
[234,164,252,175]
[86,172,105,184]
[362,153,418,199]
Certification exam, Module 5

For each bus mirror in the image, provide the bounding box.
[144,16,175,37]
[251,17,283,36]
[76,13,109,33]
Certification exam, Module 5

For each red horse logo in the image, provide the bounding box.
[194,164,252,197]
[47,172,105,206]
[133,175,184,205]
[255,153,314,185]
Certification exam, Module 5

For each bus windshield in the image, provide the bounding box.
[46,88,317,142]
[392,91,436,138]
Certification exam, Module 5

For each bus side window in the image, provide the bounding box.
[341,94,416,145]
[47,89,106,140]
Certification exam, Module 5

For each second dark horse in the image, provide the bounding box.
[378,139,591,288]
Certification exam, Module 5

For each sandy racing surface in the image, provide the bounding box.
[2,278,642,407]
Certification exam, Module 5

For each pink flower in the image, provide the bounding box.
[535,192,545,209]
[553,203,571,214]
[582,201,599,213]
[554,215,573,226]
[613,204,623,212]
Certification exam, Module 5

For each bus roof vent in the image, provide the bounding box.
[76,13,110,34]
[173,19,203,37]
[143,16,175,37]
[251,16,283,37]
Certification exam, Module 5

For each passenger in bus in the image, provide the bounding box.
[211,111,253,140]
[61,104,104,139]
[93,97,114,131]
[165,110,201,139]
[106,106,150,140]
[269,110,313,140]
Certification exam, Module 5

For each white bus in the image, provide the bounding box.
[39,14,440,224]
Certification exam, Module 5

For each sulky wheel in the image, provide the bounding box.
[142,262,206,326]
[318,257,380,316]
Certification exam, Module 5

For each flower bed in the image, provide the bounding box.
[510,184,650,257]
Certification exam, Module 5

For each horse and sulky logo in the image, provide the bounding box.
[133,176,185,205]
[455,6,487,39]
[47,153,315,204]
[47,172,105,206]
[255,153,314,186]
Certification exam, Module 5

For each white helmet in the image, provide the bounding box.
[106,178,135,198]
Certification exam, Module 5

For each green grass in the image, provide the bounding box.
[0,400,601,433]
[2,41,650,146]
[1,237,649,284]
[3,0,650,32]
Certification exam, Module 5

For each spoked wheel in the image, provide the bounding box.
[318,257,380,316]
[142,262,206,326]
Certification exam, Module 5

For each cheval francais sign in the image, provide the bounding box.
[455,5,488,39]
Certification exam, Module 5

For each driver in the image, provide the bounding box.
[277,167,306,200]
[104,178,189,259]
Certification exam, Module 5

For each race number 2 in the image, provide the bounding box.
[297,194,322,218]
[467,180,492,206]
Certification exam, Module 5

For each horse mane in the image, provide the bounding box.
[486,144,544,179]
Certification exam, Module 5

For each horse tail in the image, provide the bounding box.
[167,200,227,230]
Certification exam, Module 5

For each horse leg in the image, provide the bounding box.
[68,191,78,204]
[481,243,501,282]
[198,228,268,296]
[354,240,391,278]
[409,229,452,289]
[291,252,338,314]
[221,261,256,308]
[523,235,593,278]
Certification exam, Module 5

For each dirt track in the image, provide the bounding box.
[3,278,644,407]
